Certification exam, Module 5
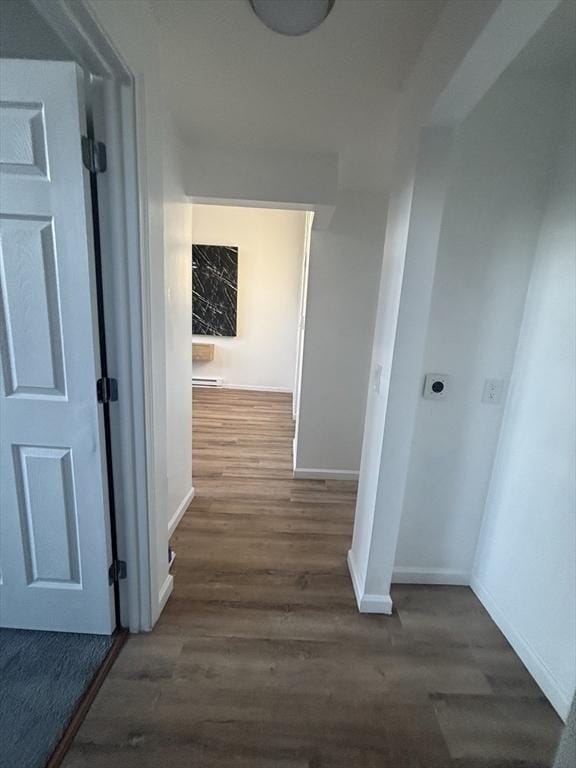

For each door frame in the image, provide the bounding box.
[31,0,155,631]
[293,211,314,422]
[188,197,317,471]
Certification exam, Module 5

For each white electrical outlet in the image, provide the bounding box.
[423,373,448,400]
[482,378,504,404]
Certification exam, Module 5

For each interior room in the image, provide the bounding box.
[0,1,574,767]
[190,204,308,391]
[171,202,321,567]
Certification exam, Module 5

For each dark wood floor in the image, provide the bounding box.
[63,388,562,767]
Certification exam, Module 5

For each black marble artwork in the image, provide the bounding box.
[192,244,238,336]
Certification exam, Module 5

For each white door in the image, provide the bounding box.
[0,59,115,634]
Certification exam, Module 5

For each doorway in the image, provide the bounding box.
[0,54,124,767]
[186,202,313,542]
[0,1,147,762]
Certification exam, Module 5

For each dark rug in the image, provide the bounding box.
[0,628,114,768]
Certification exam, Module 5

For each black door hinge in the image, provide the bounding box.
[109,560,127,584]
[82,136,107,174]
[97,377,118,404]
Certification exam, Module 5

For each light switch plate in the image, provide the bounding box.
[423,373,448,399]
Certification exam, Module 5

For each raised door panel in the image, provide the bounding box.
[12,445,80,586]
[0,215,66,397]
[0,101,49,177]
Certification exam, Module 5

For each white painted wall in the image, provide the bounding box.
[393,74,566,583]
[294,191,387,477]
[164,116,193,530]
[472,96,575,720]
[191,204,307,391]
[348,0,560,612]
[187,143,338,213]
[350,0,501,604]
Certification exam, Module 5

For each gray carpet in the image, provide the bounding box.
[0,628,114,768]
[554,694,576,768]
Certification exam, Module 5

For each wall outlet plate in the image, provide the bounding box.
[423,373,448,399]
[482,378,504,404]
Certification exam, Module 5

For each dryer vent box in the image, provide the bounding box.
[423,373,448,400]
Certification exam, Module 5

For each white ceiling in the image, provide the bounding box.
[151,0,447,190]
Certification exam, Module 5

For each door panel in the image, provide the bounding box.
[0,215,66,396]
[0,59,115,634]
[0,100,49,177]
[12,445,80,585]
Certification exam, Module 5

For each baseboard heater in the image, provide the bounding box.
[192,376,223,388]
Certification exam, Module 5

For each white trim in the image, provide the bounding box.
[31,0,131,82]
[347,549,365,609]
[168,487,195,538]
[392,566,470,585]
[359,593,394,615]
[99,78,152,633]
[347,550,393,615]
[157,573,174,616]
[118,83,153,632]
[294,468,359,481]
[222,384,293,394]
[471,576,571,720]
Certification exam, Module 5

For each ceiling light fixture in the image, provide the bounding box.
[249,0,335,37]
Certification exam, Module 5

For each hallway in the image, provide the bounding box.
[63,389,561,767]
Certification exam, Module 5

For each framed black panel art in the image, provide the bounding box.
[192,244,238,336]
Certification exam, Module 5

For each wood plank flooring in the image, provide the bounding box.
[63,388,562,767]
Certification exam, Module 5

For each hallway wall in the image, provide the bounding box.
[164,116,194,528]
[192,204,307,391]
[349,0,505,603]
[294,190,387,477]
[349,0,558,614]
[394,73,566,582]
[186,144,338,214]
[472,97,576,719]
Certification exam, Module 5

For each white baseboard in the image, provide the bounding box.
[347,549,393,615]
[223,384,293,393]
[347,549,364,609]
[167,486,195,538]
[471,575,571,720]
[156,573,174,621]
[294,467,359,481]
[392,566,470,585]
[359,592,394,614]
